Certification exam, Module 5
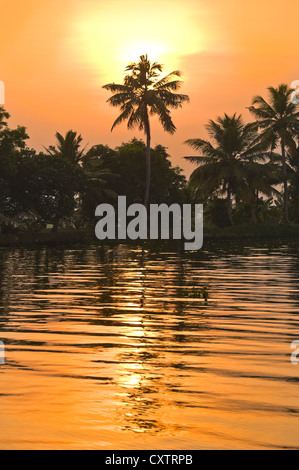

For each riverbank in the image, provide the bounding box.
[0,224,299,247]
[204,223,299,238]
[0,230,93,247]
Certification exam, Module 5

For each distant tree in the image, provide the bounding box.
[248,84,299,223]
[97,139,186,207]
[237,160,279,224]
[103,54,189,206]
[46,130,85,164]
[185,114,275,225]
[0,108,31,219]
[81,145,118,219]
[16,153,85,231]
[205,197,231,227]
[289,146,299,222]
[0,107,9,130]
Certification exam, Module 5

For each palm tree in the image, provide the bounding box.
[103,54,189,206]
[45,131,85,232]
[248,84,299,223]
[77,145,118,223]
[83,145,117,199]
[46,130,85,164]
[185,114,274,225]
[238,160,279,224]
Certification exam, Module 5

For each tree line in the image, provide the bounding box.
[185,85,299,226]
[0,111,186,233]
[0,55,299,234]
[102,55,299,227]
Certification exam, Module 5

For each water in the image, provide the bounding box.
[0,240,299,450]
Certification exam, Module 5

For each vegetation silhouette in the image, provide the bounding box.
[46,130,85,164]
[103,54,189,206]
[185,114,279,225]
[0,80,299,242]
[248,84,299,223]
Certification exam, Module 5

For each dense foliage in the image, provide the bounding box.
[0,109,186,233]
[0,82,299,235]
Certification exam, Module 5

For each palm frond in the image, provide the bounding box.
[103,55,189,136]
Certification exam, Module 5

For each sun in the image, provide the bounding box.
[120,40,169,65]
[67,2,207,82]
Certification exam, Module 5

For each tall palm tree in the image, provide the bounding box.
[248,84,299,223]
[46,130,85,164]
[103,54,189,206]
[185,114,274,225]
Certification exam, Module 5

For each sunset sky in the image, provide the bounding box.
[1,0,298,175]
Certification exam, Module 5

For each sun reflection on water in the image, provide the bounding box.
[0,243,299,448]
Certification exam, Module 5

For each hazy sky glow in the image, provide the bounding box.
[1,0,298,174]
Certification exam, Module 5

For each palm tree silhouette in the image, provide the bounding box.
[103,54,189,206]
[82,145,117,200]
[185,114,275,225]
[46,130,85,164]
[238,159,279,224]
[248,84,299,223]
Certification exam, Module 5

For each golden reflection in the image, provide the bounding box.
[114,343,171,434]
[1,245,299,449]
[109,253,192,435]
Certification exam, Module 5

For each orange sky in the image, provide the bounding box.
[1,0,298,175]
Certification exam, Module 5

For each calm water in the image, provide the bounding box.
[0,241,299,450]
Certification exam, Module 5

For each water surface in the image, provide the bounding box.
[0,241,298,449]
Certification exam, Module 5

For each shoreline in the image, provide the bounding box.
[0,224,299,247]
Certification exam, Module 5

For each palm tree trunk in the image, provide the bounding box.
[144,115,151,208]
[227,185,234,226]
[281,141,289,224]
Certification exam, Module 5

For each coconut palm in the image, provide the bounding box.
[248,84,299,223]
[78,145,118,222]
[237,160,279,223]
[46,130,85,164]
[82,145,117,199]
[185,114,275,225]
[103,54,189,206]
